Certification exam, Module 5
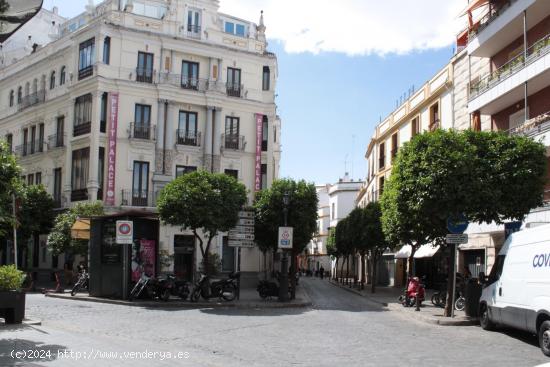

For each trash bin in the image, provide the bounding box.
[464,280,482,317]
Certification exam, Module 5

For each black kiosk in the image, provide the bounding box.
[89,210,160,299]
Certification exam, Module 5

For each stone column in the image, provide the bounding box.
[64,98,74,205]
[87,91,102,202]
[203,106,214,172]
[213,107,223,173]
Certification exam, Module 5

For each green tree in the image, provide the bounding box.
[47,202,104,257]
[326,227,338,279]
[362,202,388,293]
[0,140,21,237]
[253,179,318,298]
[346,208,365,288]
[157,170,247,275]
[18,184,55,243]
[381,129,546,316]
[335,217,353,286]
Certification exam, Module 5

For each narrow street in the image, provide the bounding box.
[1,278,547,367]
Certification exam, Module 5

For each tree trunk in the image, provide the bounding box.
[334,257,339,280]
[361,252,366,290]
[340,257,346,284]
[351,254,356,288]
[444,244,456,317]
[371,253,376,293]
[290,249,296,300]
[263,250,268,280]
[346,255,349,285]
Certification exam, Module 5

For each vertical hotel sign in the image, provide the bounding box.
[255,114,263,192]
[105,93,119,206]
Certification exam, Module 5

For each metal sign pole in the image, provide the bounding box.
[451,243,457,318]
[12,194,18,269]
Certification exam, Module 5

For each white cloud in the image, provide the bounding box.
[219,0,465,56]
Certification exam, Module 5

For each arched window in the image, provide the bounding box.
[32,79,37,94]
[9,90,14,107]
[25,82,30,96]
[60,66,66,85]
[50,71,56,89]
[17,87,22,104]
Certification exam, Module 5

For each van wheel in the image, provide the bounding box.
[539,320,550,357]
[480,303,495,331]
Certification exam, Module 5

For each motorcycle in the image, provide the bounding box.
[257,274,294,299]
[190,272,239,302]
[398,276,426,307]
[162,274,190,300]
[129,274,171,301]
[70,270,89,296]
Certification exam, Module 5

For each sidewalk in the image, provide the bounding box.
[329,279,478,326]
[44,286,311,309]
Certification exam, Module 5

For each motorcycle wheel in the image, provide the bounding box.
[70,282,81,297]
[190,289,200,302]
[454,297,466,311]
[129,282,142,301]
[177,286,189,300]
[407,297,416,307]
[161,289,170,302]
[259,288,269,299]
[221,284,236,301]
[431,293,439,306]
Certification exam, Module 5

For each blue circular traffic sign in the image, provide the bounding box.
[447,214,469,234]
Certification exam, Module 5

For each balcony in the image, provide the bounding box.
[469,32,550,113]
[129,123,155,141]
[158,73,207,92]
[48,133,65,149]
[14,140,45,158]
[73,120,91,137]
[466,0,544,57]
[176,130,201,147]
[18,90,45,111]
[121,190,158,207]
[509,110,550,138]
[136,68,155,83]
[222,134,245,151]
[187,24,201,39]
[78,65,93,80]
[226,83,243,98]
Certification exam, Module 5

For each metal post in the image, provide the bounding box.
[12,194,17,269]
[279,205,289,302]
[451,243,457,318]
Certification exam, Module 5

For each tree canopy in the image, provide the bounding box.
[381,130,547,247]
[17,184,55,242]
[157,170,247,273]
[47,202,104,256]
[254,179,318,255]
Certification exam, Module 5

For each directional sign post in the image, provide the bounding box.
[228,209,255,248]
[447,214,469,318]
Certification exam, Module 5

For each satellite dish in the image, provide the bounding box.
[0,0,44,43]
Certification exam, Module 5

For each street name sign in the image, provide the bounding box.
[278,227,293,249]
[228,239,255,248]
[229,209,255,247]
[446,233,468,244]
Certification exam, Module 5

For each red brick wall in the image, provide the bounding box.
[491,15,550,70]
[492,85,550,131]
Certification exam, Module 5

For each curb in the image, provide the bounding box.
[44,292,311,310]
[329,280,478,326]
[23,318,42,326]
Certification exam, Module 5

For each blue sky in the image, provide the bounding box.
[42,0,463,185]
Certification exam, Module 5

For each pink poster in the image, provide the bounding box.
[255,113,263,192]
[105,93,119,206]
[131,239,156,282]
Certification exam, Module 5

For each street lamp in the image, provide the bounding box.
[279,192,290,302]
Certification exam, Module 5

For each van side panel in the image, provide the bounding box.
[526,241,550,333]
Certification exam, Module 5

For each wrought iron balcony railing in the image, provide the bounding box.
[226,83,243,98]
[18,90,46,111]
[121,190,159,207]
[129,123,155,141]
[48,133,66,149]
[222,134,245,151]
[176,130,201,147]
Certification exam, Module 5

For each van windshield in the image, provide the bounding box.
[488,255,505,283]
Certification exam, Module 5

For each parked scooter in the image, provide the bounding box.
[70,270,89,296]
[398,276,426,307]
[190,272,239,302]
[257,273,294,299]
[161,274,190,300]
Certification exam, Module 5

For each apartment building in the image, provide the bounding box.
[303,185,332,273]
[456,0,550,275]
[0,0,281,284]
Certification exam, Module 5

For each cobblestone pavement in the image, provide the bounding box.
[0,278,547,367]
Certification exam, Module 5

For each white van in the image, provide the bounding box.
[479,224,550,357]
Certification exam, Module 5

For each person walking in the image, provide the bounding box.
[319,266,325,280]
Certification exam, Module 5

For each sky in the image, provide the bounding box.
[42,0,465,185]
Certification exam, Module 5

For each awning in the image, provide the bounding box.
[414,244,440,259]
[71,219,90,240]
[394,245,412,259]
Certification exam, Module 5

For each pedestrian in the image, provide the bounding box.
[319,266,325,279]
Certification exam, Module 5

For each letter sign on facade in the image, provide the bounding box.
[105,93,119,206]
[255,113,263,192]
